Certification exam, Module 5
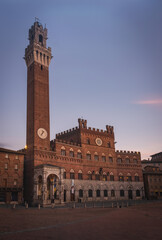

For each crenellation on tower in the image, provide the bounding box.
[25,21,52,68]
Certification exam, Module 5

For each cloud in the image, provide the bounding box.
[133,99,162,105]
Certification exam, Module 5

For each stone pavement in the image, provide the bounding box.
[0,201,162,240]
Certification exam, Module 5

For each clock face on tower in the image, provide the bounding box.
[37,128,48,139]
[95,138,102,146]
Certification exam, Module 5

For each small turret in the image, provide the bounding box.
[78,119,87,129]
[29,21,47,48]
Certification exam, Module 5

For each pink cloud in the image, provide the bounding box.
[134,99,162,105]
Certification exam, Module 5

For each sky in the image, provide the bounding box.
[0,0,162,160]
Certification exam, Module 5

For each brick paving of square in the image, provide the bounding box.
[0,201,162,240]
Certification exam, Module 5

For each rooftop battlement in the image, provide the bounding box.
[78,119,114,135]
[51,139,81,147]
[116,150,140,155]
[55,119,114,138]
[56,127,79,137]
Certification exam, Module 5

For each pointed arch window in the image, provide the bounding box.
[126,158,130,164]
[95,172,100,181]
[88,189,93,197]
[117,158,122,164]
[61,146,66,156]
[120,190,125,197]
[135,174,139,182]
[86,151,91,160]
[78,170,83,180]
[69,148,74,157]
[94,152,99,161]
[127,174,132,182]
[86,138,90,145]
[104,190,108,197]
[96,189,100,197]
[119,173,124,182]
[136,190,140,196]
[88,171,92,180]
[70,169,75,179]
[110,173,114,181]
[77,150,82,159]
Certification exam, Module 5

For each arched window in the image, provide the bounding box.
[96,189,100,197]
[69,148,74,157]
[135,174,139,182]
[102,153,106,162]
[111,189,115,197]
[86,151,91,160]
[39,34,43,43]
[127,173,132,182]
[119,173,124,182]
[78,170,83,180]
[79,189,83,198]
[77,150,82,159]
[133,159,138,164]
[104,190,108,197]
[120,190,124,197]
[70,169,75,179]
[136,190,140,197]
[126,158,130,164]
[61,146,66,156]
[95,172,100,181]
[109,156,113,163]
[94,152,99,161]
[107,142,111,148]
[117,157,122,164]
[88,171,92,180]
[88,189,93,198]
[86,138,90,145]
[110,173,114,181]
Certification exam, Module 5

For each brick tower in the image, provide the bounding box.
[24,21,52,203]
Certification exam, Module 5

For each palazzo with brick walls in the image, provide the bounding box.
[23,21,144,206]
[0,21,144,205]
[0,148,24,204]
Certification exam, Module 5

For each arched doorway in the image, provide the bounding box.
[47,174,59,202]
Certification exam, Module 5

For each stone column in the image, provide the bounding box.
[42,171,47,205]
[33,179,38,202]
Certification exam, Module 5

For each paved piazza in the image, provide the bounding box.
[0,202,162,240]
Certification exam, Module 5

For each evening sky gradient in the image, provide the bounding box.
[0,0,162,159]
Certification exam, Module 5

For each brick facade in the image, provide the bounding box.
[0,148,24,203]
[0,21,144,206]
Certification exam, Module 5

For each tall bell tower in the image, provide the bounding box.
[25,21,52,152]
[24,21,52,203]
